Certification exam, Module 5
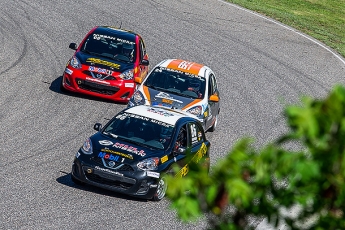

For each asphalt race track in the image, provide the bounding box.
[1,0,345,229]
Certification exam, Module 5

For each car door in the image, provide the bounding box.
[206,73,220,129]
[175,121,209,177]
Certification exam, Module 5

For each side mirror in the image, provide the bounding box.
[134,77,142,84]
[141,59,149,66]
[69,43,77,50]
[93,123,102,131]
[209,94,219,102]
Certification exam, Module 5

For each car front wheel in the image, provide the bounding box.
[152,177,167,201]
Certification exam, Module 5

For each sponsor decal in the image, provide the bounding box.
[146,171,160,178]
[92,34,135,45]
[76,151,81,158]
[86,77,110,85]
[65,68,73,75]
[125,83,135,88]
[95,166,123,176]
[99,140,114,146]
[86,58,120,69]
[161,155,168,163]
[88,66,113,75]
[112,142,146,157]
[155,92,183,104]
[190,123,198,144]
[147,107,174,117]
[100,148,133,159]
[175,143,207,178]
[98,152,122,161]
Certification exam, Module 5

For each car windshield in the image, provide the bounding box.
[144,67,206,99]
[81,33,136,63]
[102,112,174,150]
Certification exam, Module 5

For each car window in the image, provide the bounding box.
[210,74,217,94]
[208,74,215,96]
[103,112,174,150]
[81,33,136,63]
[144,67,206,99]
[175,124,188,149]
[139,38,146,61]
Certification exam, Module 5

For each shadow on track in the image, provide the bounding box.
[56,171,148,202]
[48,76,127,105]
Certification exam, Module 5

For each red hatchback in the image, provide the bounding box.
[61,26,149,103]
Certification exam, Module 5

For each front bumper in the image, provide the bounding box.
[71,155,160,200]
[62,69,136,103]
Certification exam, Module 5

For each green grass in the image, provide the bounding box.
[226,0,345,58]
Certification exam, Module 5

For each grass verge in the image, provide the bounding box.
[226,0,345,58]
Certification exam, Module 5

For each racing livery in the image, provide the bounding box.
[128,59,220,132]
[71,105,210,201]
[61,26,149,103]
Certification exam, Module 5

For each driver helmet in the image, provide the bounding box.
[122,43,134,57]
[188,79,201,91]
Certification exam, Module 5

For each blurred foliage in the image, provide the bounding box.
[165,85,345,229]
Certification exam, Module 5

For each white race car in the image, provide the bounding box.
[128,59,220,132]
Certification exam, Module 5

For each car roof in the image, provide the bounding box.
[93,26,138,41]
[124,105,195,125]
[157,59,212,77]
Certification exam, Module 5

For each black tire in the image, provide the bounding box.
[71,174,84,185]
[208,114,218,132]
[152,177,167,201]
[60,76,67,93]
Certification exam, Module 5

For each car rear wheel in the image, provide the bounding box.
[152,177,167,201]
[208,114,218,132]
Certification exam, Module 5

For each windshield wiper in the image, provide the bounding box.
[103,132,118,139]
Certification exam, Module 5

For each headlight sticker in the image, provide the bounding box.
[161,155,168,163]
[65,68,73,75]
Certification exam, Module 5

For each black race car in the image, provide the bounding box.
[71,105,210,201]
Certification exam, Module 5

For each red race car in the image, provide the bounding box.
[61,26,149,103]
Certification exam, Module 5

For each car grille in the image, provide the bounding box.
[84,172,135,189]
[76,78,119,95]
[92,157,134,171]
[82,70,116,80]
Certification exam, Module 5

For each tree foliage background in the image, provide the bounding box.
[165,85,345,229]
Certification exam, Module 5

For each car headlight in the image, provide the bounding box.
[81,138,93,155]
[137,157,159,171]
[70,56,81,69]
[119,69,134,80]
[187,105,202,117]
[131,91,145,105]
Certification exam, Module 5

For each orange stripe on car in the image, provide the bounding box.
[167,59,204,75]
[182,99,202,110]
[143,85,151,102]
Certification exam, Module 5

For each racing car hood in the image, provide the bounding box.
[76,51,134,73]
[145,87,201,110]
[90,132,165,163]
